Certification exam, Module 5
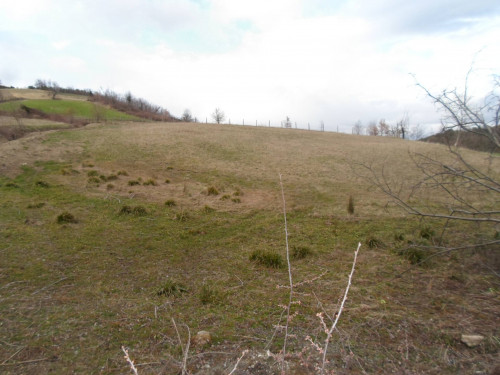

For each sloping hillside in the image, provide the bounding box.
[0,122,498,374]
[424,127,500,153]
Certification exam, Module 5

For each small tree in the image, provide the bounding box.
[212,108,225,124]
[181,109,194,122]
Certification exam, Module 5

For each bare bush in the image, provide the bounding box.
[357,76,500,255]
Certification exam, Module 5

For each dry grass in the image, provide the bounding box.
[0,121,498,374]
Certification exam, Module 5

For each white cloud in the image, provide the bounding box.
[0,0,499,132]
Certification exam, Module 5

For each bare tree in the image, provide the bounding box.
[181,109,194,122]
[367,120,379,136]
[397,112,409,139]
[212,108,225,124]
[357,76,500,254]
[378,119,390,136]
[352,120,363,135]
[409,123,424,140]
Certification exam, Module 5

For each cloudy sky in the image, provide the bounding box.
[1,0,499,133]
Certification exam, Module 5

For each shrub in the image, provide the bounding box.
[220,194,231,200]
[82,162,94,167]
[165,199,176,207]
[231,198,241,203]
[165,178,171,184]
[347,195,355,215]
[291,246,312,260]
[5,182,19,188]
[87,170,98,177]
[156,280,188,297]
[128,180,140,186]
[233,189,243,196]
[207,186,219,196]
[203,205,215,213]
[99,175,107,181]
[106,174,118,181]
[57,212,77,224]
[35,180,50,188]
[249,250,284,268]
[117,170,128,176]
[106,184,114,190]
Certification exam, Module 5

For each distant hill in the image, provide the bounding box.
[423,127,500,153]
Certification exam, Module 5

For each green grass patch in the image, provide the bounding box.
[0,99,140,121]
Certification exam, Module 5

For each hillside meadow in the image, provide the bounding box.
[0,121,498,374]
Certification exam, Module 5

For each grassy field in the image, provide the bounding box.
[0,122,498,374]
[0,88,89,101]
[0,99,140,122]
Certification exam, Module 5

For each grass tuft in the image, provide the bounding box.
[35,180,50,188]
[420,226,435,240]
[347,195,355,215]
[249,250,284,268]
[119,205,147,216]
[165,199,176,207]
[174,210,189,221]
[291,246,313,260]
[128,180,141,186]
[88,177,100,184]
[57,212,77,224]
[143,179,158,186]
[199,284,224,305]
[366,237,384,249]
[202,205,215,213]
[207,186,219,196]
[27,202,45,209]
[156,280,188,297]
[399,247,426,265]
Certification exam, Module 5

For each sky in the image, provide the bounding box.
[1,0,499,134]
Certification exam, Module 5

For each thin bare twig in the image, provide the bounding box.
[0,357,49,366]
[279,173,293,375]
[228,349,249,375]
[31,277,69,295]
[172,318,190,375]
[320,242,361,374]
[121,346,139,375]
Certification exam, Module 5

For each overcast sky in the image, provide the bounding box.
[1,0,499,133]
